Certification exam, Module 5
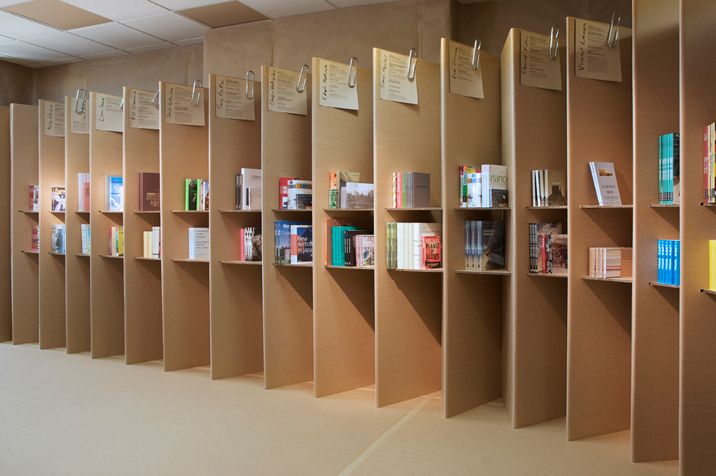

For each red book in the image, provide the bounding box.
[421,235,441,269]
[278,177,295,209]
[138,172,160,211]
[238,228,245,261]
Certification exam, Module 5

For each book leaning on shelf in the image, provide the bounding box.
[588,247,632,279]
[108,226,124,257]
[278,178,312,210]
[465,220,506,271]
[184,178,209,211]
[31,224,39,252]
[657,240,680,286]
[459,165,508,208]
[105,175,124,212]
[50,224,66,254]
[274,221,312,264]
[138,172,160,211]
[142,227,161,258]
[658,133,680,205]
[531,169,566,207]
[188,227,209,260]
[328,171,357,208]
[51,186,66,212]
[238,227,262,261]
[588,162,621,206]
[77,173,90,211]
[236,168,261,211]
[391,172,431,208]
[386,222,442,270]
[704,123,716,204]
[80,224,91,255]
[28,184,39,211]
[528,223,566,275]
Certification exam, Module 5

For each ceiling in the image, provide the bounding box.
[0,0,393,68]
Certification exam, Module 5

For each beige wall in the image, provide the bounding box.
[0,60,33,106]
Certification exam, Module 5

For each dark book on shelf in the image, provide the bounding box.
[139,172,160,211]
[411,172,430,208]
[185,178,198,211]
[343,229,367,266]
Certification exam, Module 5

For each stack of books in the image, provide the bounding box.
[274,221,312,264]
[657,239,680,286]
[327,225,374,268]
[105,175,124,212]
[238,227,262,261]
[51,224,66,254]
[529,223,567,275]
[391,172,431,208]
[51,186,66,212]
[81,224,91,255]
[28,185,39,211]
[278,178,312,210]
[142,227,161,258]
[188,227,210,260]
[658,132,680,205]
[108,226,124,256]
[464,220,506,271]
[589,162,622,206]
[138,172,160,211]
[77,173,90,211]
[704,123,716,204]
[386,222,442,270]
[184,179,209,211]
[588,247,632,279]
[31,225,39,251]
[458,165,508,208]
[235,168,262,211]
[531,169,566,207]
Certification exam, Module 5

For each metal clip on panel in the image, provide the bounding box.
[347,57,357,88]
[407,48,417,81]
[75,89,88,114]
[245,70,255,99]
[471,40,481,71]
[296,65,309,93]
[549,25,560,60]
[152,90,160,108]
[607,12,621,48]
[191,80,202,105]
[119,98,124,111]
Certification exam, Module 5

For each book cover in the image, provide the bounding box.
[185,178,198,211]
[29,185,39,211]
[421,235,441,269]
[31,225,39,251]
[240,168,262,211]
[290,224,313,264]
[551,234,568,274]
[343,230,367,266]
[51,187,66,212]
[546,169,567,206]
[106,175,124,212]
[77,173,90,211]
[278,177,295,209]
[138,172,160,211]
[188,227,210,260]
[481,165,508,208]
[341,182,374,209]
[411,172,431,208]
[287,180,312,209]
[589,162,622,206]
[479,221,505,270]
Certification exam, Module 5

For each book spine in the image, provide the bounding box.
[710,240,716,291]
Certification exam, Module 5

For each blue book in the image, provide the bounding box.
[274,220,298,264]
[106,175,124,212]
[675,240,680,285]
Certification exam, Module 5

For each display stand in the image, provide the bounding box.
[123,87,163,364]
[0,106,10,342]
[311,57,375,397]
[89,92,124,358]
[10,104,39,344]
[631,0,680,463]
[208,73,263,379]
[679,0,716,472]
[159,81,210,371]
[260,65,313,389]
[373,48,442,407]
[566,16,633,440]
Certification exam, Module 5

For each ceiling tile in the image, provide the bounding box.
[25,31,114,55]
[122,12,208,42]
[151,0,226,9]
[126,42,174,54]
[239,0,333,18]
[82,49,128,60]
[174,36,203,46]
[0,39,74,61]
[0,34,15,43]
[180,1,265,28]
[6,0,109,30]
[70,22,164,49]
[0,11,60,39]
[0,1,27,6]
[61,0,169,22]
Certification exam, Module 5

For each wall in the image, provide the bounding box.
[0,60,33,106]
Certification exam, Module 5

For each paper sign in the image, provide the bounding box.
[267,67,308,116]
[129,90,159,130]
[378,49,418,105]
[574,18,622,82]
[520,30,562,91]
[95,93,123,132]
[166,84,206,126]
[43,101,65,137]
[318,59,359,111]
[448,40,485,99]
[70,97,88,134]
[216,75,255,121]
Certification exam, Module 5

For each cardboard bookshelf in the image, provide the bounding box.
[89,92,124,358]
[680,0,716,472]
[159,81,210,372]
[208,73,263,380]
[500,29,568,427]
[566,17,633,440]
[64,95,91,353]
[373,48,442,407]
[0,106,9,342]
[311,57,375,397]
[260,65,313,389]
[441,39,506,418]
[123,87,163,365]
[631,0,680,463]
[38,100,66,349]
[10,104,39,344]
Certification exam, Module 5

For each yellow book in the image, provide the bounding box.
[710,240,716,291]
[118,226,125,257]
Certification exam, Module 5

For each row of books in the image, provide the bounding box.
[235,168,261,211]
[391,172,430,208]
[238,227,262,261]
[657,239,680,286]
[81,224,90,255]
[589,162,622,206]
[465,220,506,271]
[528,223,567,275]
[188,227,210,260]
[531,169,566,207]
[185,179,209,211]
[109,226,124,257]
[588,247,632,279]
[704,123,716,204]
[328,225,375,268]
[274,221,313,264]
[658,132,680,205]
[459,165,509,208]
[142,227,161,259]
[386,222,441,270]
[279,178,312,210]
[51,224,66,254]
[328,171,374,209]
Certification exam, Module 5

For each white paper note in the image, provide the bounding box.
[448,40,485,99]
[166,84,206,126]
[129,90,159,130]
[216,75,255,121]
[318,58,359,111]
[574,18,623,82]
[520,30,562,91]
[43,101,65,137]
[378,49,418,105]
[70,97,88,134]
[95,93,124,132]
[267,67,308,116]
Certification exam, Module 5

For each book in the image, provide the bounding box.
[710,240,716,291]
[391,172,431,208]
[704,123,715,204]
[355,234,375,268]
[152,226,160,258]
[340,182,374,209]
[481,165,509,208]
[459,165,479,207]
[80,223,91,255]
[528,223,564,274]
[185,178,199,211]
[138,172,160,211]
[658,133,680,205]
[31,224,39,251]
[274,221,310,264]
[657,239,680,285]
[343,229,367,266]
[421,235,441,269]
[51,186,66,212]
[588,162,621,206]
[290,224,313,264]
[278,177,295,209]
[237,168,262,211]
[77,173,90,211]
[143,227,161,258]
[105,175,124,212]
[238,227,262,261]
[328,171,360,208]
[109,226,124,256]
[465,220,505,270]
[589,247,632,278]
[188,227,210,260]
[50,224,66,254]
[199,179,209,211]
[551,234,568,275]
[28,185,39,211]
[531,169,566,207]
[287,179,312,209]
[386,222,442,270]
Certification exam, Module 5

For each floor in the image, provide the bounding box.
[0,343,678,476]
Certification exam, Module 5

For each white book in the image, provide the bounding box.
[152,226,160,258]
[188,227,210,260]
[240,168,262,211]
[589,162,622,206]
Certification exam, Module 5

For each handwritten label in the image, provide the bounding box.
[95,93,123,132]
[520,30,562,91]
[216,75,255,121]
[318,59,359,111]
[43,101,65,137]
[267,67,307,116]
[70,97,88,134]
[129,90,159,130]
[378,49,418,105]
[448,40,485,99]
[166,84,206,126]
[575,18,623,82]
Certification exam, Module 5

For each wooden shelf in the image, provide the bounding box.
[579,204,633,209]
[386,207,442,212]
[220,260,262,266]
[324,265,374,271]
[171,209,208,214]
[99,210,124,215]
[649,282,679,289]
[75,210,90,215]
[172,258,209,263]
[50,210,65,214]
[76,253,90,258]
[218,209,261,214]
[100,254,124,260]
[649,203,679,208]
[527,272,568,279]
[526,206,568,210]
[455,206,511,211]
[134,256,161,262]
[455,269,510,276]
[48,252,65,257]
[700,289,716,296]
[134,210,160,215]
[273,262,312,268]
[323,207,374,213]
[18,210,38,214]
[21,249,39,255]
[271,208,312,213]
[390,267,443,273]
[700,202,716,207]
[582,276,633,285]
